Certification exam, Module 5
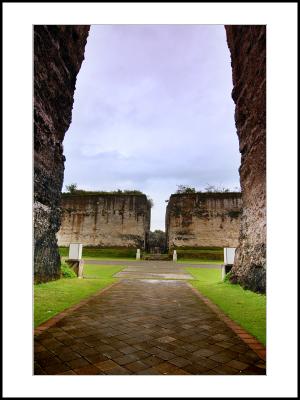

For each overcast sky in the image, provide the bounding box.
[63,25,240,231]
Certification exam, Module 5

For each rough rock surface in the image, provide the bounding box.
[225,26,266,293]
[166,193,242,249]
[34,25,89,282]
[57,194,151,249]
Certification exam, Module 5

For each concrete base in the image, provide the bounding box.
[65,259,84,278]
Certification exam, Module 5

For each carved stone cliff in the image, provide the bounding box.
[166,192,242,249]
[34,25,90,282]
[57,194,151,249]
[225,26,266,292]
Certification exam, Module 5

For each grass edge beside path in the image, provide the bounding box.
[186,267,266,346]
[34,264,124,328]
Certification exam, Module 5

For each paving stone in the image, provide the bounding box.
[238,365,266,375]
[76,346,99,357]
[34,343,47,353]
[38,355,61,367]
[209,350,239,364]
[210,365,239,375]
[154,362,190,375]
[43,362,71,375]
[125,360,150,372]
[119,346,138,354]
[58,351,81,362]
[211,333,232,342]
[136,368,160,375]
[104,366,132,375]
[113,353,141,365]
[150,348,176,361]
[73,365,102,375]
[193,357,220,370]
[95,360,119,371]
[34,363,46,375]
[215,341,235,349]
[226,359,249,371]
[35,350,54,361]
[169,357,191,368]
[192,348,215,358]
[143,355,164,367]
[84,353,109,364]
[58,370,77,375]
[66,357,90,369]
[183,363,212,374]
[155,336,177,344]
[102,349,123,359]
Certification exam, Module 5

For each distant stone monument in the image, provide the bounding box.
[66,243,84,278]
[173,250,177,262]
[136,249,141,260]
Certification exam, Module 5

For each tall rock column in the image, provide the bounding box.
[34,25,89,283]
[225,25,266,293]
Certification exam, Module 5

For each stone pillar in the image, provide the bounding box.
[225,25,266,293]
[173,250,177,262]
[66,259,84,278]
[136,249,141,260]
[34,25,90,283]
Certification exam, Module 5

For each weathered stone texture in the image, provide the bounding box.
[225,26,266,293]
[34,25,89,282]
[57,194,151,249]
[166,193,242,249]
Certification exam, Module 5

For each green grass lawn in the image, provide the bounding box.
[171,247,224,261]
[34,264,124,328]
[59,247,136,259]
[186,267,266,345]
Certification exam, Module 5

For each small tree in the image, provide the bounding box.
[176,185,196,194]
[148,230,166,253]
[65,183,78,193]
[204,184,231,193]
[147,198,154,208]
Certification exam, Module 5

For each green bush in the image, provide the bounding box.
[169,247,223,261]
[224,271,233,282]
[59,247,136,259]
[61,263,77,278]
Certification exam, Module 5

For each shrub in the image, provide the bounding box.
[65,183,78,193]
[61,263,77,278]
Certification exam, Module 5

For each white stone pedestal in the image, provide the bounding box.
[173,250,177,262]
[136,249,141,260]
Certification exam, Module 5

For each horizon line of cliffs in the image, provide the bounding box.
[57,191,242,250]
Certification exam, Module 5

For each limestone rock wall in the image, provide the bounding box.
[57,194,151,249]
[34,25,89,282]
[225,26,266,293]
[166,193,242,249]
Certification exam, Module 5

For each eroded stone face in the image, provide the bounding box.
[225,25,266,293]
[166,193,242,249]
[57,194,151,250]
[34,25,90,282]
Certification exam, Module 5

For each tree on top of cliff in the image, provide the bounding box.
[176,185,196,194]
[203,184,241,193]
[62,185,153,205]
[175,184,241,194]
[65,183,78,193]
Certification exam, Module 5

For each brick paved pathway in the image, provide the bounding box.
[34,271,266,375]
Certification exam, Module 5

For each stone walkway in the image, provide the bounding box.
[34,263,266,375]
